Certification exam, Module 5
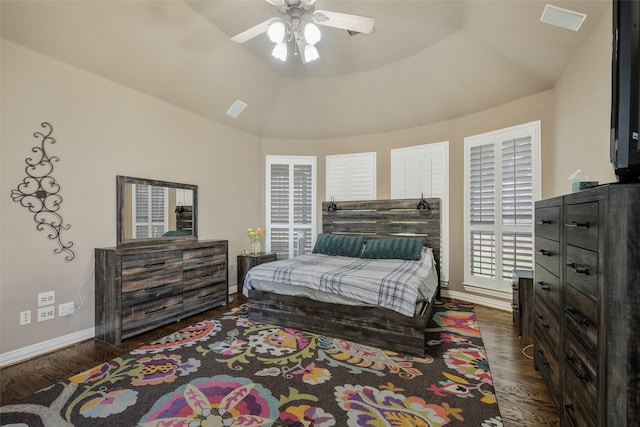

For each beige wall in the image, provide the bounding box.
[552,5,616,195]
[0,4,615,358]
[1,40,263,355]
[262,7,614,304]
[264,90,555,301]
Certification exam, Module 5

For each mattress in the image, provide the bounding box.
[242,248,439,317]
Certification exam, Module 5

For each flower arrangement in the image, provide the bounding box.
[247,227,264,254]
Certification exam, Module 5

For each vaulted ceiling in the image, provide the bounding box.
[1,0,611,139]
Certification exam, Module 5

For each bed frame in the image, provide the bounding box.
[248,198,441,357]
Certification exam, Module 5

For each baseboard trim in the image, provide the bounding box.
[0,327,95,368]
[440,289,512,312]
[0,291,509,367]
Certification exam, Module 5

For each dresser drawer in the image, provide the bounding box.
[563,334,597,411]
[564,284,598,360]
[565,245,598,302]
[565,202,599,252]
[535,206,561,241]
[122,295,183,335]
[534,265,561,314]
[183,260,227,292]
[535,237,561,277]
[183,284,227,313]
[122,281,182,308]
[534,299,560,350]
[563,370,597,427]
[534,328,561,408]
[121,251,183,292]
[183,245,226,270]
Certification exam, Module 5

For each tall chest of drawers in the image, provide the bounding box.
[95,239,228,345]
[534,184,640,426]
[533,195,564,408]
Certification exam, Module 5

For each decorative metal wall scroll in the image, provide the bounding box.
[10,122,76,262]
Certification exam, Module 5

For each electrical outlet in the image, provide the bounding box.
[58,302,75,317]
[38,291,55,307]
[37,306,55,321]
[20,310,31,325]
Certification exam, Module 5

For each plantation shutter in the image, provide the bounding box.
[266,156,316,260]
[390,142,449,285]
[501,137,534,279]
[133,184,168,238]
[468,143,496,280]
[326,152,376,201]
[464,121,539,292]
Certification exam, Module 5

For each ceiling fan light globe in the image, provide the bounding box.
[304,23,321,45]
[304,44,319,62]
[272,42,288,61]
[267,21,286,43]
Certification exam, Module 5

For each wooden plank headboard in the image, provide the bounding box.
[321,198,441,278]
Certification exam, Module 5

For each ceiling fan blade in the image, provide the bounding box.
[313,10,375,34]
[230,18,274,43]
[264,0,285,6]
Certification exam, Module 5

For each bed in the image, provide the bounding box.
[243,198,441,357]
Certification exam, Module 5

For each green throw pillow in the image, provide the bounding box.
[360,237,424,260]
[312,233,365,258]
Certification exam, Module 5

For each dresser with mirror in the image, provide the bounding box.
[95,176,228,345]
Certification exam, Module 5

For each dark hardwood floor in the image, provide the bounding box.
[474,304,559,426]
[1,295,559,426]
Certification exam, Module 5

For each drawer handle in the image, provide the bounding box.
[566,263,590,276]
[535,349,550,366]
[537,249,553,256]
[536,219,553,225]
[535,314,550,329]
[144,261,166,267]
[564,306,590,327]
[536,281,551,291]
[145,306,167,315]
[565,221,590,229]
[564,404,579,427]
[564,355,590,381]
[198,293,215,299]
[144,283,168,292]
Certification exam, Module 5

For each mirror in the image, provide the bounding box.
[117,175,197,247]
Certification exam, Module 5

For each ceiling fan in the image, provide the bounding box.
[230,0,375,64]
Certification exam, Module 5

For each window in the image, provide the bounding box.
[391,142,449,286]
[132,184,168,238]
[326,152,376,201]
[464,121,541,293]
[266,156,317,260]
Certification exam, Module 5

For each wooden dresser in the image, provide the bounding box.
[95,239,228,345]
[534,184,640,426]
[533,195,563,408]
[511,269,534,338]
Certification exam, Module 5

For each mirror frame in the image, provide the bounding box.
[116,175,198,247]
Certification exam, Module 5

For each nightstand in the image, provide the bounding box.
[237,253,277,288]
[512,269,534,338]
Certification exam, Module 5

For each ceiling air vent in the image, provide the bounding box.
[226,99,247,119]
[540,4,587,31]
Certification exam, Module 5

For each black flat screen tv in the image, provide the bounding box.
[611,0,640,182]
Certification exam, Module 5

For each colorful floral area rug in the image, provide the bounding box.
[0,299,502,426]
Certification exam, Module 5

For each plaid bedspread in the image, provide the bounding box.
[243,250,436,317]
